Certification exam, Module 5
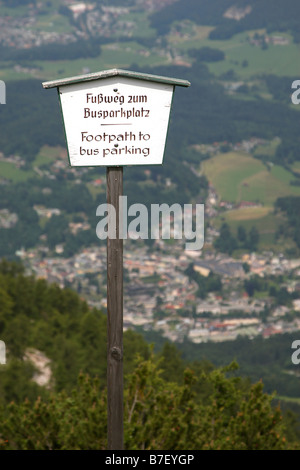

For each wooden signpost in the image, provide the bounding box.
[43,68,190,450]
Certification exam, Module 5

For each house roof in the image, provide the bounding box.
[42,68,191,89]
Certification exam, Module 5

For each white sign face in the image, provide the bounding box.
[59,76,174,166]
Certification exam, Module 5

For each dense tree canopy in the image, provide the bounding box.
[0,357,290,450]
[0,260,297,449]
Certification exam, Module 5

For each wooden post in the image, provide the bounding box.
[42,68,190,452]
[106,166,123,450]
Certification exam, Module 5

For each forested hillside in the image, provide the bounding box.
[0,260,297,450]
[0,81,64,158]
[0,259,151,399]
[150,0,300,42]
[2,62,300,166]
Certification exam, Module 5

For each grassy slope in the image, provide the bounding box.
[169,26,300,79]
[201,151,300,205]
[0,145,65,182]
[201,151,300,251]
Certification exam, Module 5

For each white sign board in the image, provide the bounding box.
[58,77,174,166]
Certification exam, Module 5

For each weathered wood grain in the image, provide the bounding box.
[106,166,123,450]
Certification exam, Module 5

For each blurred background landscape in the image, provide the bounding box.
[1,0,300,449]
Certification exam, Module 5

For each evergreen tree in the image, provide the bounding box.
[0,357,290,450]
[214,223,237,255]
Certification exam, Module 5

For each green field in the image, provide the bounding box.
[121,11,157,38]
[215,209,294,252]
[202,150,300,252]
[32,13,74,34]
[201,151,300,205]
[278,396,300,405]
[253,138,281,158]
[0,40,169,82]
[172,26,300,79]
[208,33,300,79]
[0,145,66,182]
[292,161,300,174]
[0,161,34,182]
[168,23,215,44]
[34,145,66,167]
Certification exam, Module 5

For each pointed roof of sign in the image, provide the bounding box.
[42,68,191,89]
